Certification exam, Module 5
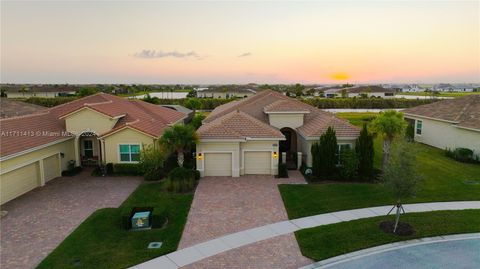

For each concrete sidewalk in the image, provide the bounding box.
[130,201,480,269]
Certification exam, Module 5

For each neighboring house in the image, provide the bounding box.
[0,93,186,204]
[197,87,256,98]
[403,95,480,155]
[196,90,359,177]
[322,86,395,98]
[160,104,194,123]
[3,85,77,98]
[345,86,396,98]
[434,84,474,92]
[0,98,47,119]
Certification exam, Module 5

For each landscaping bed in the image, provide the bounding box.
[280,138,480,219]
[37,181,193,269]
[296,209,480,261]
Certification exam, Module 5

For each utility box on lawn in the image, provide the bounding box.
[131,211,152,230]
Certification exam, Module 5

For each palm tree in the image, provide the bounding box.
[371,110,407,171]
[160,124,198,167]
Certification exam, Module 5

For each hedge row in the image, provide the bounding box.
[22,97,79,107]
[22,95,440,110]
[302,98,439,109]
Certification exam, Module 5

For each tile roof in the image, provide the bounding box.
[403,95,480,131]
[0,98,47,119]
[1,93,186,158]
[197,110,284,139]
[200,90,359,139]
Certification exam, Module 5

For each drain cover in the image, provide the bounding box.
[148,242,163,249]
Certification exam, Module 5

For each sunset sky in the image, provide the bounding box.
[1,1,479,84]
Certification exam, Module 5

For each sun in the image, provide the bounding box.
[330,72,350,81]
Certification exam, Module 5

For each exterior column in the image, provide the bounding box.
[39,159,45,186]
[281,152,287,164]
[297,152,302,170]
[74,136,80,166]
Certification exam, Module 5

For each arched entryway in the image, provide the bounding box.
[280,127,298,169]
[77,131,102,166]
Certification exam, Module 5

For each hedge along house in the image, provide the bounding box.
[403,95,480,155]
[0,93,186,205]
[196,90,360,177]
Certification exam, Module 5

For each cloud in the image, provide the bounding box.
[238,52,252,58]
[134,50,203,59]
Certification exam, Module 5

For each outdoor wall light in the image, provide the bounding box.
[197,153,203,160]
[272,151,278,159]
[60,152,65,158]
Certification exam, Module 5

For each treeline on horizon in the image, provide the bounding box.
[22,95,439,110]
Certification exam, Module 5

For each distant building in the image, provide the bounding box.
[197,87,256,98]
[3,85,77,98]
[322,86,395,98]
[159,105,194,123]
[434,84,474,92]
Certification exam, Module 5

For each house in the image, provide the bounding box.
[434,84,475,92]
[345,86,396,98]
[195,90,359,177]
[0,93,186,204]
[0,98,47,119]
[197,87,256,98]
[403,95,480,155]
[3,85,77,98]
[160,104,194,123]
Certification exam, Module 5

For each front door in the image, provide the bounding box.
[83,140,93,158]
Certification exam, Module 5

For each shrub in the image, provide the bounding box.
[167,167,195,193]
[311,127,337,179]
[91,166,103,176]
[105,163,114,175]
[356,124,375,180]
[113,163,141,175]
[190,113,206,130]
[278,163,289,178]
[139,144,166,181]
[164,154,179,173]
[339,148,359,180]
[405,123,415,142]
[454,148,474,162]
[61,166,82,176]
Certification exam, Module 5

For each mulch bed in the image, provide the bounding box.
[379,220,415,236]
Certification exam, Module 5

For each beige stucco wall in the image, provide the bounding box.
[0,138,75,173]
[409,117,480,155]
[65,108,118,136]
[240,140,279,176]
[196,140,280,177]
[196,141,241,177]
[268,113,305,129]
[102,128,155,164]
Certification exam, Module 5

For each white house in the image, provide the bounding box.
[403,95,480,155]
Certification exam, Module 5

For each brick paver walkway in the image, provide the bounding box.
[0,171,141,269]
[179,174,311,269]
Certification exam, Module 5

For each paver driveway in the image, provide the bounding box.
[0,171,141,269]
[179,173,312,269]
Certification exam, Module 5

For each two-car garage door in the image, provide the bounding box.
[202,151,272,176]
[1,154,61,204]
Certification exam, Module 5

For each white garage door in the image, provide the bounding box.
[1,162,40,204]
[204,153,232,176]
[244,151,271,175]
[43,154,61,182]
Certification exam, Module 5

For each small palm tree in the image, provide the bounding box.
[160,124,198,167]
[371,110,407,171]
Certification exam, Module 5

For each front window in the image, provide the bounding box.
[119,144,140,162]
[416,120,422,135]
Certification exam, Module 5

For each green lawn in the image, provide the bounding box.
[296,209,480,261]
[280,113,480,219]
[37,182,193,269]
